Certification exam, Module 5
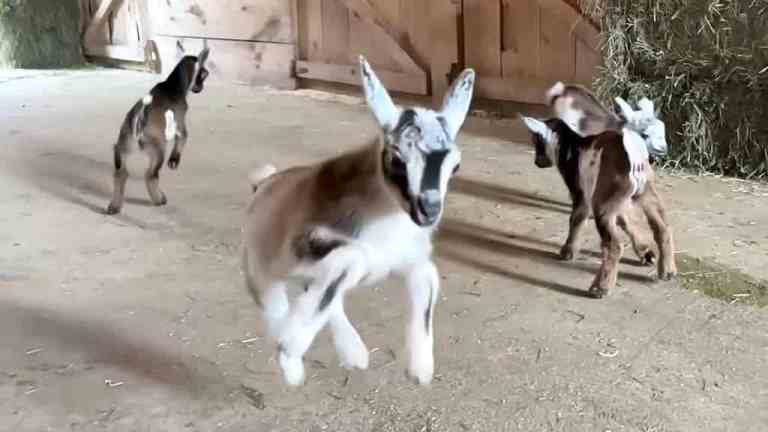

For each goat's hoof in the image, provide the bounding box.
[339,345,369,370]
[658,269,677,281]
[638,249,656,266]
[278,352,305,387]
[168,153,181,170]
[407,357,434,386]
[153,194,168,206]
[588,284,609,299]
[105,204,121,215]
[559,246,575,261]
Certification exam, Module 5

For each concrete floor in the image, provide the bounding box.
[1,69,767,431]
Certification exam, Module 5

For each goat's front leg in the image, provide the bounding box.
[617,212,655,266]
[167,110,188,170]
[404,261,440,385]
[278,246,368,386]
[560,197,590,260]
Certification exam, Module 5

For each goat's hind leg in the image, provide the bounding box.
[560,197,590,261]
[617,212,656,266]
[277,246,368,386]
[106,132,130,215]
[329,301,369,370]
[143,138,168,206]
[640,185,677,280]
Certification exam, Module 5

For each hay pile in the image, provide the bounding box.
[579,0,768,178]
[0,0,83,68]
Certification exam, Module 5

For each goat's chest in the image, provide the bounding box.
[356,213,433,274]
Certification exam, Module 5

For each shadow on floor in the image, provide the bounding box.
[451,177,571,215]
[437,218,654,297]
[0,300,230,397]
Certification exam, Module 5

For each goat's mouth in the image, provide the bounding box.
[409,194,442,227]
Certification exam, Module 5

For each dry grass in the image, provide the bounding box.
[0,0,83,68]
[578,0,768,179]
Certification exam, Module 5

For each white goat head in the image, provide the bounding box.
[359,56,475,226]
[615,96,668,156]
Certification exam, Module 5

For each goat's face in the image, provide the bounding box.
[189,47,210,94]
[615,97,668,156]
[521,116,558,169]
[359,56,475,227]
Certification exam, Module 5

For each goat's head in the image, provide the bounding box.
[359,56,475,227]
[176,41,211,94]
[521,116,559,169]
[615,97,667,156]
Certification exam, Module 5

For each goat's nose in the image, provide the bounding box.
[417,191,442,221]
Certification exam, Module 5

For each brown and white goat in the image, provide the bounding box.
[242,57,475,386]
[106,44,210,214]
[521,84,677,298]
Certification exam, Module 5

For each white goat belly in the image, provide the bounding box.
[164,110,177,142]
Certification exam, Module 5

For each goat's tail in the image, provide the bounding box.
[248,164,277,192]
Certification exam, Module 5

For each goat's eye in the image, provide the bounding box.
[452,164,460,174]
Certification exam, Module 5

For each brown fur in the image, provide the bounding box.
[558,129,677,298]
[243,140,405,302]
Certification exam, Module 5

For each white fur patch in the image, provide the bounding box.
[546,81,566,104]
[142,94,153,105]
[164,110,177,142]
[623,128,649,197]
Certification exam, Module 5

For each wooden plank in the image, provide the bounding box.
[574,37,601,85]
[428,0,460,104]
[297,0,323,61]
[539,7,575,81]
[295,60,427,95]
[501,0,539,79]
[84,44,145,62]
[85,0,124,45]
[400,0,431,77]
[322,0,351,64]
[463,0,502,77]
[150,0,294,43]
[474,74,552,105]
[155,36,297,89]
[337,0,422,73]
[534,0,600,50]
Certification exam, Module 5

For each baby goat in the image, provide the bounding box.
[242,57,475,386]
[106,45,210,214]
[521,84,676,298]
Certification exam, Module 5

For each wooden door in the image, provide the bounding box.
[295,0,430,95]
[463,0,601,104]
[81,0,157,68]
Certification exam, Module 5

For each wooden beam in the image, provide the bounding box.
[474,74,554,105]
[534,0,601,49]
[429,0,460,106]
[84,43,145,62]
[295,60,427,95]
[336,0,423,74]
[84,0,125,45]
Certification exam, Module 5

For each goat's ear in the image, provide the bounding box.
[520,116,548,136]
[637,97,655,116]
[175,40,186,58]
[545,81,566,105]
[198,45,210,65]
[439,68,476,140]
[614,97,636,120]
[359,55,399,131]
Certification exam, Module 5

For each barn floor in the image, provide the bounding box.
[1,69,767,432]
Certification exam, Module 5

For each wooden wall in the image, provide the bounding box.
[81,0,601,104]
[296,0,602,104]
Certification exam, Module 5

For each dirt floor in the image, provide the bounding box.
[1,69,767,432]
